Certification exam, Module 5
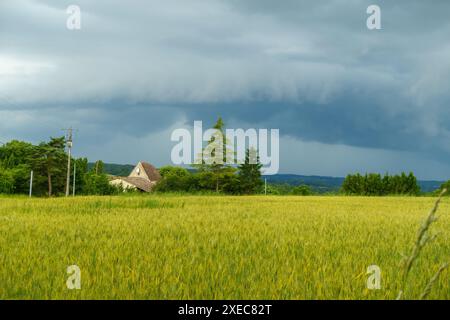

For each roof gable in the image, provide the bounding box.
[129,161,161,182]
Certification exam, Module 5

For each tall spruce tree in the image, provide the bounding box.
[193,117,235,192]
[238,147,263,194]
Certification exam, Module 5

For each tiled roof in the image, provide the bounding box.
[120,176,155,192]
[140,162,161,182]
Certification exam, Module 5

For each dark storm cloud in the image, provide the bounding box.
[1,0,450,177]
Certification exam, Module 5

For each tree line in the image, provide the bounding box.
[2,121,449,197]
[0,138,119,196]
[0,118,266,196]
[341,172,421,196]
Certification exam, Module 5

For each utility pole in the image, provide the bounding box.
[73,161,76,196]
[63,127,74,197]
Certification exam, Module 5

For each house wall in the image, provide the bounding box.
[110,178,137,191]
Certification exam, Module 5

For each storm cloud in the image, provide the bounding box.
[1,0,450,179]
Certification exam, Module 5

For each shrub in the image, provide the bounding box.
[83,173,119,195]
[292,185,314,196]
[0,168,15,194]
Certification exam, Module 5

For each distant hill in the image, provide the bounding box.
[263,174,344,193]
[417,180,445,193]
[263,174,444,194]
[88,163,134,177]
[94,163,444,194]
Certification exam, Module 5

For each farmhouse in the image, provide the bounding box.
[110,161,161,192]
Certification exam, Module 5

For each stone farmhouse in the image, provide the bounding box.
[110,161,161,192]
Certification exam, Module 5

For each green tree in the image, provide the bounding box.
[83,172,117,195]
[0,140,35,194]
[406,172,420,195]
[342,172,420,196]
[9,164,31,194]
[341,173,364,195]
[73,158,88,195]
[29,137,67,196]
[193,117,236,192]
[220,171,241,194]
[155,166,192,192]
[364,173,383,196]
[0,140,34,169]
[0,167,14,194]
[159,166,190,178]
[238,148,263,194]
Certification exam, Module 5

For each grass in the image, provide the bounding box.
[0,195,448,300]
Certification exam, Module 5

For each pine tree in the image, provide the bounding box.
[29,137,67,196]
[193,117,235,192]
[238,147,263,194]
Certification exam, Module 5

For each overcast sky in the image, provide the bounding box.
[1,0,450,179]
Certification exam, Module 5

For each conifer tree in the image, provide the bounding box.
[238,147,263,194]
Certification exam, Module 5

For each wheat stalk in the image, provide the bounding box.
[419,263,449,300]
[396,188,447,300]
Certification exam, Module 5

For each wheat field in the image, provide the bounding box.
[0,195,448,300]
